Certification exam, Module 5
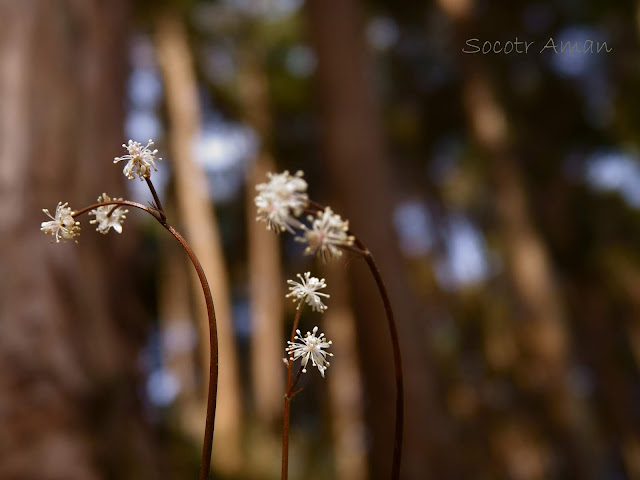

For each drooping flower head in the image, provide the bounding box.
[89,193,128,234]
[286,326,333,377]
[114,139,162,180]
[286,272,330,312]
[255,170,308,233]
[296,207,355,261]
[41,202,81,243]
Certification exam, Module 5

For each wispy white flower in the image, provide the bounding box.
[286,326,333,377]
[255,170,308,232]
[89,193,128,234]
[296,207,355,261]
[286,272,330,312]
[114,139,162,180]
[41,202,81,243]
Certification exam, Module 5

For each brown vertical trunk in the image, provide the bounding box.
[458,44,598,480]
[0,0,155,478]
[306,0,445,477]
[238,48,285,429]
[154,11,243,475]
[323,262,368,480]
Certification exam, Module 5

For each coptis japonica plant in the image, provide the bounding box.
[255,171,405,480]
[41,140,218,480]
[280,271,333,479]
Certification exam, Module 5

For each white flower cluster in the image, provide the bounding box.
[89,193,128,234]
[286,326,333,377]
[114,139,161,180]
[296,207,354,261]
[255,170,308,233]
[286,272,330,312]
[41,202,81,243]
[254,170,355,261]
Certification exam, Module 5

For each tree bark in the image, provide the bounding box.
[154,11,243,476]
[0,0,155,478]
[238,46,285,429]
[306,0,446,477]
[323,262,368,480]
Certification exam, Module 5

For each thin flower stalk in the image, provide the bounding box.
[43,140,218,480]
[307,199,404,480]
[282,306,303,480]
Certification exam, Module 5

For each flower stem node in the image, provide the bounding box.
[286,272,330,312]
[89,193,129,234]
[41,202,81,243]
[285,326,333,377]
[114,139,162,180]
[255,170,308,233]
[296,207,355,261]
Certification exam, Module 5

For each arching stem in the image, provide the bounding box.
[73,199,218,480]
[306,199,404,480]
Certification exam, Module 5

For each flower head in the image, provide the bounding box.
[89,193,128,234]
[286,326,333,377]
[286,272,330,312]
[255,170,308,233]
[41,202,81,243]
[114,139,161,180]
[296,207,355,261]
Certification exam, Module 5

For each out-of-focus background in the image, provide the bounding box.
[3,0,640,478]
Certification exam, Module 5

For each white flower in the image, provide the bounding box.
[286,326,333,377]
[41,202,81,243]
[114,139,162,180]
[255,170,308,232]
[286,272,330,312]
[89,193,128,234]
[296,207,355,261]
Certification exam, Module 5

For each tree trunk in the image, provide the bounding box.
[306,0,447,477]
[0,0,155,478]
[323,262,368,480]
[154,11,243,475]
[238,46,285,429]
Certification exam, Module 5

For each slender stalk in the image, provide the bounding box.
[73,200,160,220]
[307,200,404,479]
[282,306,303,480]
[166,225,218,480]
[72,198,219,480]
[355,239,404,480]
[145,177,167,222]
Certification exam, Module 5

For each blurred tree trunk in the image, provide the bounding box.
[323,263,368,480]
[443,6,599,473]
[154,11,243,476]
[238,46,284,429]
[0,0,156,479]
[237,46,286,477]
[307,0,449,477]
[464,69,597,480]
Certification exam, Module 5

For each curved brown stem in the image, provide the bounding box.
[73,200,160,220]
[304,199,404,479]
[73,200,219,480]
[166,225,218,480]
[354,237,404,480]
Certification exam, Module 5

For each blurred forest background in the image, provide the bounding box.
[3,0,640,479]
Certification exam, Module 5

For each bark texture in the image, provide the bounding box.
[154,11,243,475]
[0,0,154,478]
